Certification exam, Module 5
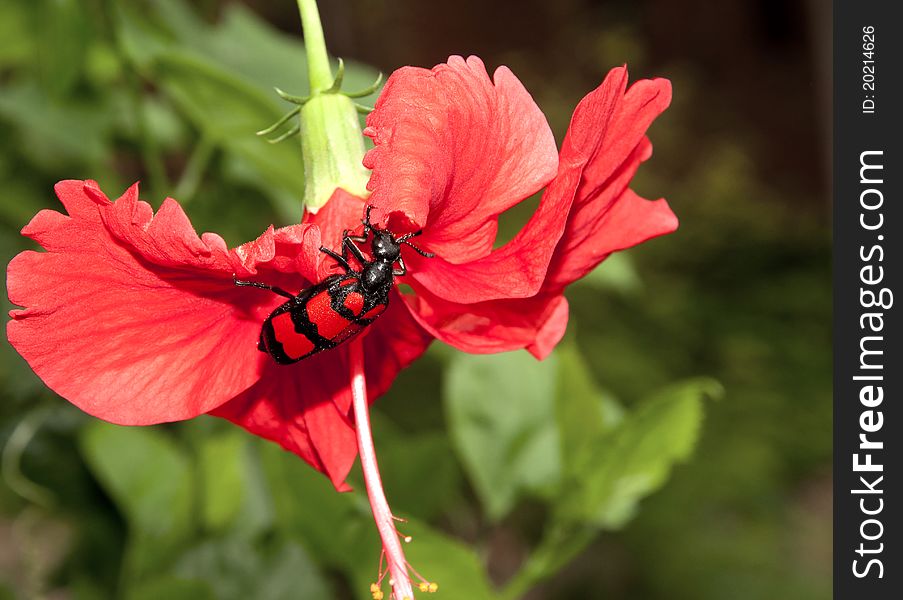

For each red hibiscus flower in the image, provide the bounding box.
[6,54,674,600]
[5,179,435,491]
[6,57,674,490]
[363,57,676,360]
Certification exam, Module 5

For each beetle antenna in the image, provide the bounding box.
[401,239,434,258]
[395,230,422,243]
[362,205,374,233]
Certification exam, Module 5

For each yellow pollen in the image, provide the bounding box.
[419,582,429,592]
[429,582,439,593]
[370,584,380,593]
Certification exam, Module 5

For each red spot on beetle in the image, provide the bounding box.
[307,290,353,340]
[343,292,364,315]
[362,304,386,320]
[331,322,365,345]
[271,312,315,359]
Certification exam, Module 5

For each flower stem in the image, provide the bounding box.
[499,524,596,600]
[291,0,370,212]
[350,339,415,600]
[296,0,333,91]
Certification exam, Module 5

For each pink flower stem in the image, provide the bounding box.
[350,339,415,600]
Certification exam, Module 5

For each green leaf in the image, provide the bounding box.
[174,537,332,600]
[558,378,722,528]
[33,0,91,97]
[0,1,32,67]
[350,519,497,600]
[0,83,115,169]
[80,422,194,577]
[191,3,311,95]
[578,252,643,295]
[198,430,245,533]
[155,51,306,199]
[177,3,381,105]
[368,414,462,521]
[501,378,719,598]
[498,523,596,600]
[444,351,561,520]
[113,0,381,218]
[126,577,214,600]
[260,441,495,600]
[111,0,214,72]
[555,345,624,479]
[259,442,376,569]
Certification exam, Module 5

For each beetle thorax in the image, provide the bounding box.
[361,261,392,291]
[371,232,400,261]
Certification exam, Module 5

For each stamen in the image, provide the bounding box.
[370,583,384,600]
[415,581,438,594]
[395,526,413,544]
[378,549,386,583]
[405,560,432,587]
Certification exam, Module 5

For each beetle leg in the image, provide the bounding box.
[341,235,369,265]
[393,255,407,276]
[233,276,295,300]
[343,227,370,244]
[319,246,352,272]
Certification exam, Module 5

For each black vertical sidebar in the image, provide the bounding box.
[834,1,902,598]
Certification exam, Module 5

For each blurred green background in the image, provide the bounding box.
[0,1,830,599]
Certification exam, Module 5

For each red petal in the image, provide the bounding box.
[399,67,674,358]
[303,189,367,249]
[403,283,567,356]
[210,356,358,491]
[526,296,569,360]
[233,222,323,284]
[397,67,636,304]
[575,75,671,202]
[212,296,431,490]
[400,158,580,303]
[545,70,676,288]
[302,189,369,281]
[549,187,677,289]
[362,290,434,402]
[364,56,558,262]
[6,181,314,425]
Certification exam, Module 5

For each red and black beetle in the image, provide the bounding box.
[234,207,433,364]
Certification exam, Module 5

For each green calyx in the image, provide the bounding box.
[257,0,380,212]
